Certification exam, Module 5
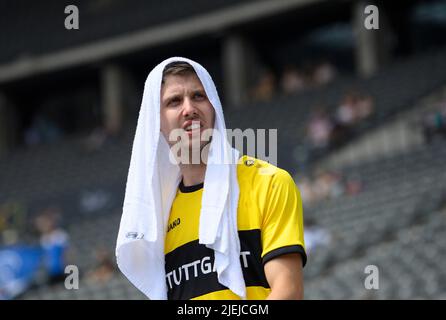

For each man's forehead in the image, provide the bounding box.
[161,74,206,95]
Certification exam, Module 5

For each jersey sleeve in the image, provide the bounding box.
[260,169,307,267]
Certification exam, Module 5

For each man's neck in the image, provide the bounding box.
[179,163,206,186]
[178,142,210,187]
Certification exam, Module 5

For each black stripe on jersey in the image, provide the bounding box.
[165,229,269,300]
[238,229,270,288]
[165,241,225,300]
[262,244,307,267]
[179,180,204,193]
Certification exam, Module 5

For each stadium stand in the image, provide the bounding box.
[303,139,446,299]
[225,47,446,171]
[0,0,258,64]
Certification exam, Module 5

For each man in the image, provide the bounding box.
[116,57,306,300]
[35,206,69,285]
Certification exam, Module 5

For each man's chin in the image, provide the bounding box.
[182,138,211,149]
[169,143,208,165]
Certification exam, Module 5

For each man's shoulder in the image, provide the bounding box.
[236,155,294,186]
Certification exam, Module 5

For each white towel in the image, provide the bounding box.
[115,57,246,300]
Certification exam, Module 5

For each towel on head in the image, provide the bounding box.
[115,57,246,300]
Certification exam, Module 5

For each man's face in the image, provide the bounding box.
[160,73,215,155]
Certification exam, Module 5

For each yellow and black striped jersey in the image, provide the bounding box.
[164,155,306,300]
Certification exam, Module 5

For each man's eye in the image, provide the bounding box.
[168,98,180,106]
[194,93,205,100]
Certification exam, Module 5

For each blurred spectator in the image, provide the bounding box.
[250,71,276,102]
[327,90,375,150]
[299,90,376,165]
[356,94,374,121]
[298,176,317,205]
[79,189,111,213]
[345,175,363,196]
[86,247,116,284]
[0,200,27,246]
[312,60,336,86]
[336,90,375,127]
[330,121,352,149]
[422,102,446,144]
[24,114,62,146]
[83,126,111,152]
[248,60,338,102]
[34,206,69,285]
[312,170,344,202]
[280,65,306,94]
[303,218,332,254]
[306,107,334,150]
[297,170,363,206]
[336,91,359,126]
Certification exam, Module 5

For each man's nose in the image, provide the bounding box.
[182,97,197,118]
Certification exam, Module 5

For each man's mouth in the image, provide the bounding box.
[183,120,203,132]
[185,123,201,131]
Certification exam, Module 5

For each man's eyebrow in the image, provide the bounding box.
[162,92,181,103]
[192,88,206,94]
[162,87,207,101]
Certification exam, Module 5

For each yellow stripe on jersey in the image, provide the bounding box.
[164,155,306,300]
[192,286,272,300]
